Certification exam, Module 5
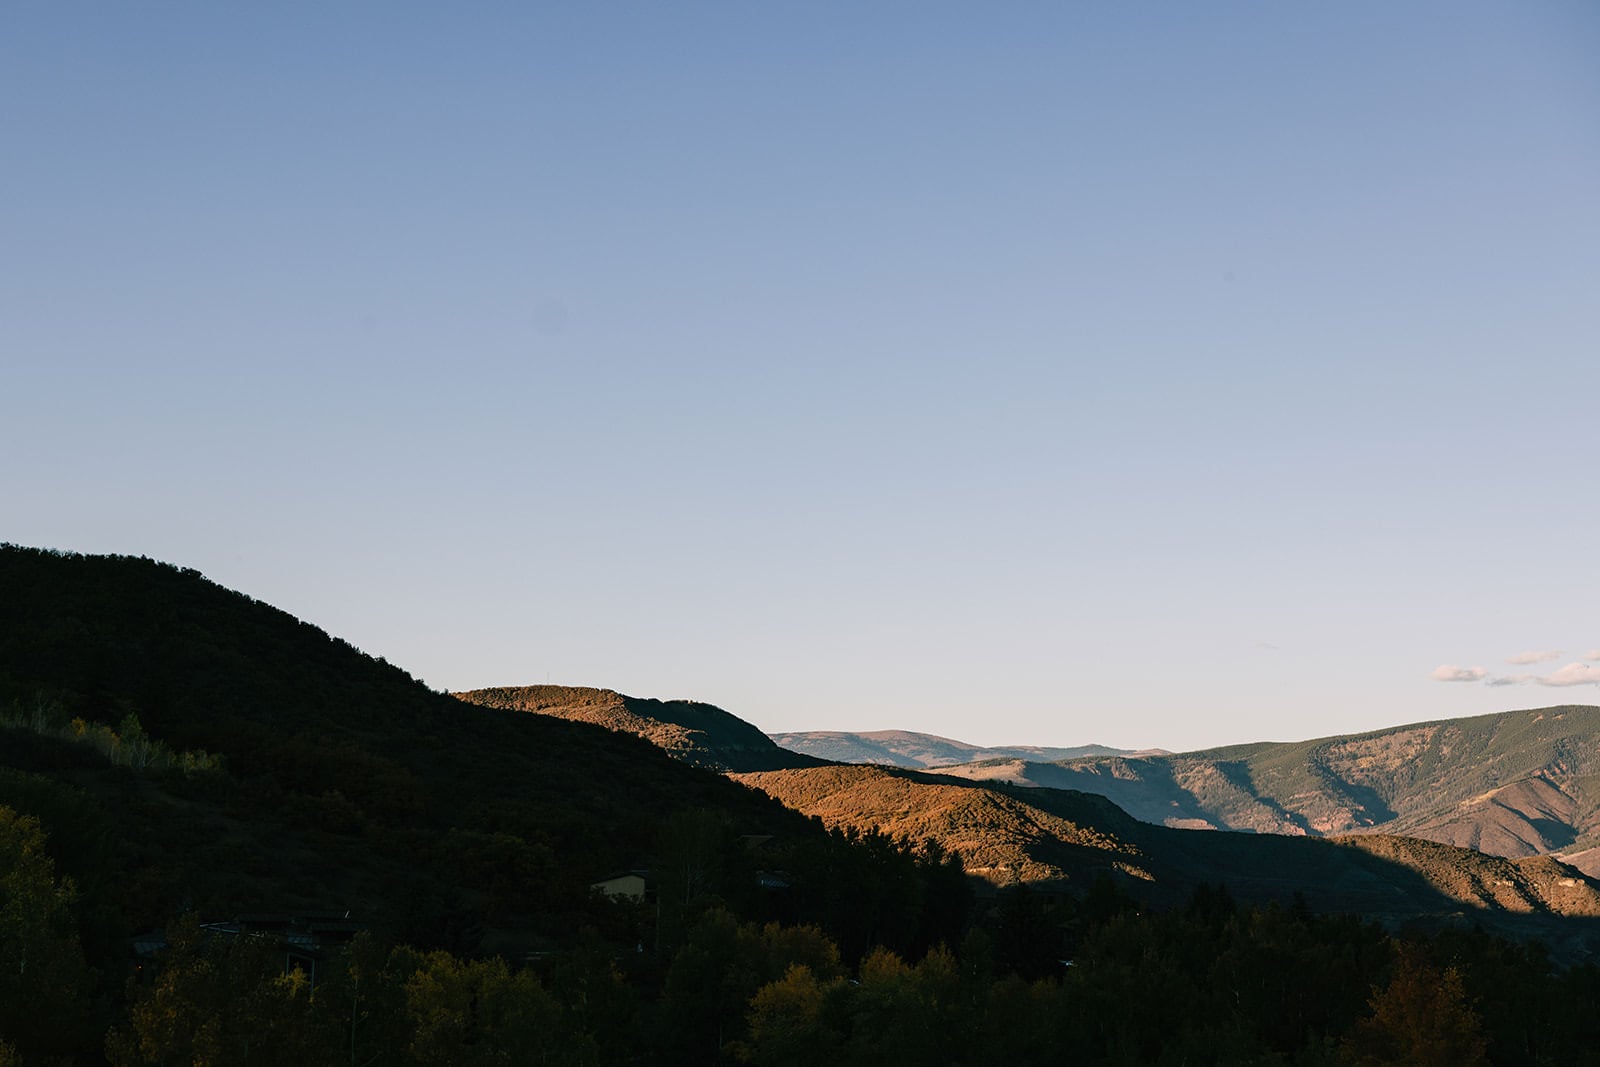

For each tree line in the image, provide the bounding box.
[8,795,1600,1065]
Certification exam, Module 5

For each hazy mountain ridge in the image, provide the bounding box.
[455,685,823,772]
[931,708,1600,876]
[769,728,1140,768]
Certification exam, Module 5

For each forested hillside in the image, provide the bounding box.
[0,546,817,935]
[0,545,972,1062]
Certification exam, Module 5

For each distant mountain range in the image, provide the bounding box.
[768,729,1150,768]
[925,708,1600,877]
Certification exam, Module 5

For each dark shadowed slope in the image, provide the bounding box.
[932,707,1600,875]
[456,685,823,772]
[0,545,818,943]
[769,729,1135,768]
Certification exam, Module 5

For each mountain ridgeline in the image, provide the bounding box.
[455,685,824,772]
[769,729,1139,768]
[926,709,1600,876]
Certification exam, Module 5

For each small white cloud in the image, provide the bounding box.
[1486,674,1534,687]
[1507,649,1562,665]
[1431,665,1488,683]
[1536,663,1600,687]
[1586,650,1600,662]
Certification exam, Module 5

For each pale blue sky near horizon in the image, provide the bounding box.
[4,3,1598,751]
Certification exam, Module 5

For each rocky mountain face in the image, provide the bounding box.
[929,707,1600,876]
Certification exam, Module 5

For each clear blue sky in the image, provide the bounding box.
[5,3,1598,751]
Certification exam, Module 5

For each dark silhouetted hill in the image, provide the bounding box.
[0,544,825,952]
